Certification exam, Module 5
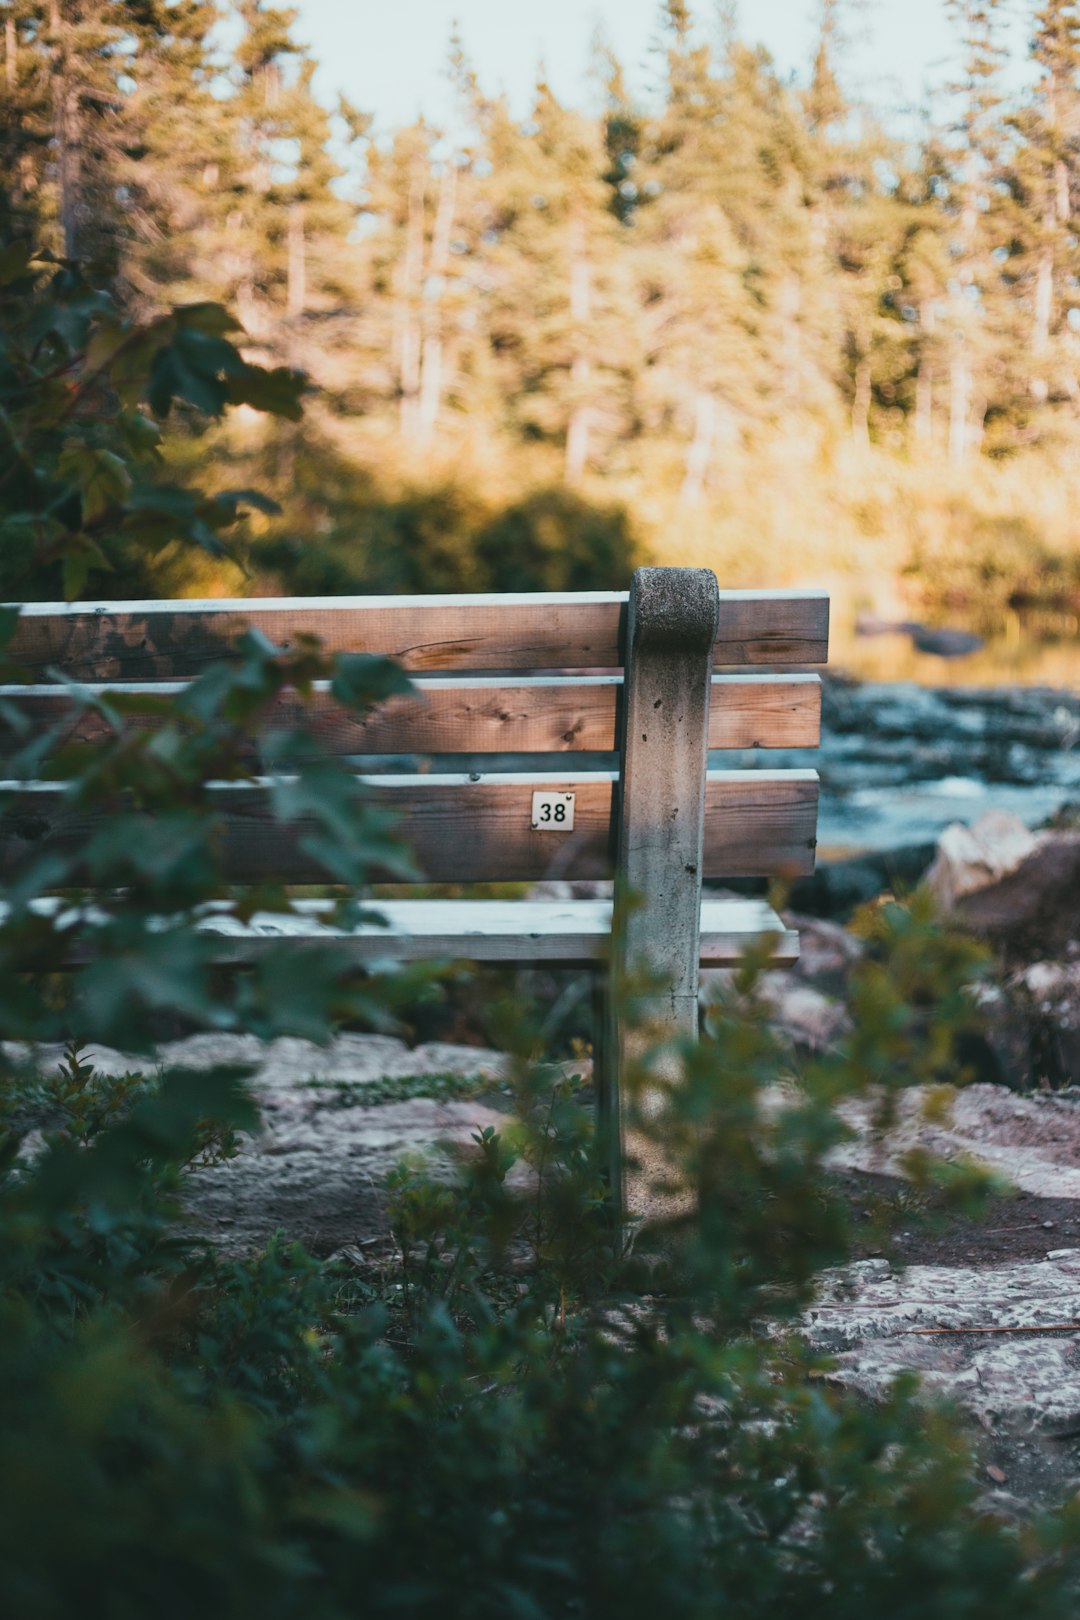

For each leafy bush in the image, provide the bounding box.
[3,908,1080,1618]
[253,467,639,595]
[0,240,303,601]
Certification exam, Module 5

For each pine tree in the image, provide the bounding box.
[1007,0,1080,415]
[359,120,461,444]
[432,65,635,479]
[0,0,228,313]
[940,0,1011,463]
[804,0,909,448]
[629,4,844,495]
[1,0,51,244]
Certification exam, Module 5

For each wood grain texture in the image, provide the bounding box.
[0,673,821,757]
[6,589,829,679]
[0,769,818,883]
[615,565,715,1002]
[612,566,717,1229]
[703,768,819,879]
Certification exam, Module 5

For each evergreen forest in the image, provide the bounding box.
[5,0,1080,655]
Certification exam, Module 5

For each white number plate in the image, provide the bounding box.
[531,791,575,831]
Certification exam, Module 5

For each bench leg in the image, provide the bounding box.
[613,566,718,1242]
[591,975,622,1220]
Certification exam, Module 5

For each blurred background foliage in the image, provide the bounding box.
[4,0,1080,663]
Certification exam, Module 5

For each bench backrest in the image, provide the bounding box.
[1,578,827,886]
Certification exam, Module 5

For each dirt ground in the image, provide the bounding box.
[837,1168,1080,1266]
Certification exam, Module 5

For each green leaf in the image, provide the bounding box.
[173,302,243,338]
[147,332,233,417]
[0,239,31,287]
[117,410,162,458]
[223,364,305,421]
[62,549,91,600]
[60,535,112,600]
[57,446,133,521]
[84,319,131,375]
[210,487,281,518]
[331,654,414,709]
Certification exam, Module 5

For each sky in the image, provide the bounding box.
[289,0,1034,135]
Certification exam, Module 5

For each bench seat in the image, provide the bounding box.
[13,896,798,968]
[193,896,799,966]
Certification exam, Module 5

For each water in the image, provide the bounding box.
[737,679,1080,856]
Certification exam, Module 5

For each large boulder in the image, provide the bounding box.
[926,811,1080,959]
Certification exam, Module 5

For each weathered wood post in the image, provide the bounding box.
[598,566,720,1236]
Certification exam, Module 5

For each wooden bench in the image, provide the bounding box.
[2,567,827,1222]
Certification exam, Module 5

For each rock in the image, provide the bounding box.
[1004,961,1080,1087]
[782,843,937,921]
[926,811,1039,910]
[853,617,985,658]
[922,807,1080,960]
[957,833,1080,958]
[755,974,850,1050]
[1,1041,149,1077]
[803,1251,1080,1431]
[701,913,858,1051]
[825,1081,1080,1199]
[184,1092,516,1255]
[785,914,864,988]
[528,879,613,900]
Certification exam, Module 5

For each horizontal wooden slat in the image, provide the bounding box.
[194,897,801,965]
[2,896,800,967]
[0,673,821,757]
[5,589,829,679]
[0,769,818,883]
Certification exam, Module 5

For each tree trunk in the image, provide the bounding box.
[915,360,933,448]
[397,169,425,441]
[949,350,971,467]
[681,391,716,502]
[5,10,15,94]
[418,162,457,442]
[564,212,592,483]
[286,203,306,318]
[851,356,871,447]
[1033,240,1052,358]
[1032,156,1072,400]
[1031,236,1052,403]
[49,0,80,260]
[418,335,443,440]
